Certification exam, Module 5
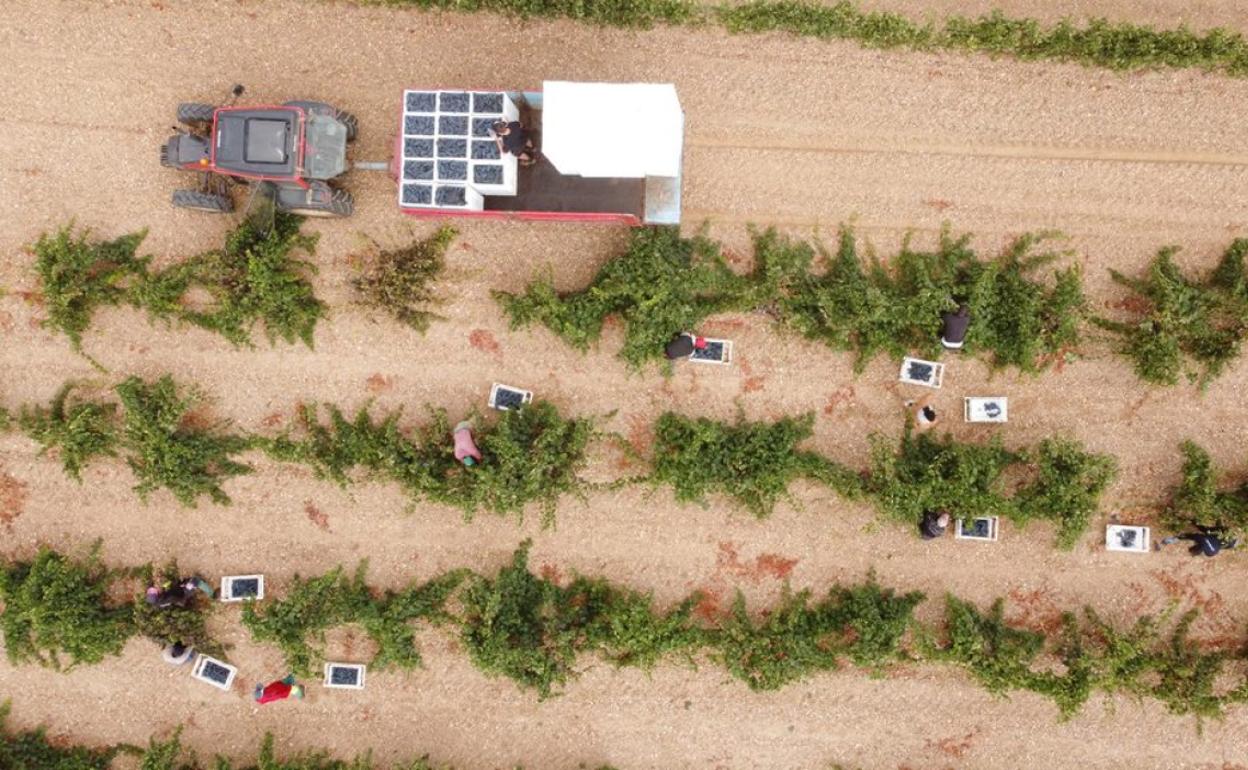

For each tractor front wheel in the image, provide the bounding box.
[172,189,233,213]
[336,110,359,142]
[284,189,354,218]
[177,103,215,124]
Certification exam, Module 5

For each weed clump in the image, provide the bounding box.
[353,226,455,333]
[1096,241,1248,388]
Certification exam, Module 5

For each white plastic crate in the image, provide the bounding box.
[1106,525,1150,553]
[955,516,999,542]
[688,338,732,365]
[964,397,1008,423]
[899,357,944,388]
[219,574,264,602]
[191,655,237,690]
[324,662,367,690]
[489,383,533,411]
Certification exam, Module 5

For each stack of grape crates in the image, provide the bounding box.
[399,89,520,211]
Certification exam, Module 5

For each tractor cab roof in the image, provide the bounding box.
[212,107,300,177]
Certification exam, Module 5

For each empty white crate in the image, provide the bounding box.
[965,397,1008,423]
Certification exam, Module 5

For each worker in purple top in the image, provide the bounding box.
[492,121,537,166]
[941,304,971,350]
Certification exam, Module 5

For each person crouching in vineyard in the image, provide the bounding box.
[920,510,951,539]
[454,420,482,467]
[664,331,707,361]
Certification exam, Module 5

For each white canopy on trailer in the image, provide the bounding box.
[541,81,683,179]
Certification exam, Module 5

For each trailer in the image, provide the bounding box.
[394,81,684,225]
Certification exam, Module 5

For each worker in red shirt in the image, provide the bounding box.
[254,674,304,704]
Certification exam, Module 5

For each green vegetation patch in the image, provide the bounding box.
[0,701,119,770]
[1096,240,1248,388]
[18,382,119,481]
[353,226,455,333]
[1162,440,1248,540]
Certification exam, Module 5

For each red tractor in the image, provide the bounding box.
[160,86,358,217]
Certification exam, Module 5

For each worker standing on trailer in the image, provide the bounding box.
[664,332,708,361]
[491,120,537,166]
[941,304,971,349]
[454,420,482,467]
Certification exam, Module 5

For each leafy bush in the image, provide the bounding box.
[717,2,1248,76]
[649,411,860,517]
[459,541,700,697]
[0,701,119,770]
[30,225,149,350]
[115,376,253,506]
[1162,441,1248,539]
[1096,241,1248,387]
[265,401,594,523]
[18,382,118,481]
[176,213,324,347]
[712,580,922,690]
[131,562,219,655]
[0,547,131,669]
[501,225,1084,374]
[1014,438,1118,549]
[353,226,455,333]
[242,562,466,676]
[866,429,1018,524]
[496,226,753,369]
[31,214,324,352]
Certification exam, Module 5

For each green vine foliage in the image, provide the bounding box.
[131,562,220,656]
[18,382,119,481]
[242,563,467,677]
[1015,438,1118,549]
[265,401,594,523]
[0,547,132,670]
[1096,240,1248,388]
[31,214,324,353]
[353,226,455,333]
[30,225,150,350]
[459,540,703,698]
[650,411,862,517]
[499,225,1085,374]
[0,701,119,770]
[718,2,1248,76]
[714,580,923,691]
[115,375,254,506]
[1162,441,1248,539]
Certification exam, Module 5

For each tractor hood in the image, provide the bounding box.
[303,113,347,180]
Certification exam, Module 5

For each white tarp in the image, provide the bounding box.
[541,81,683,179]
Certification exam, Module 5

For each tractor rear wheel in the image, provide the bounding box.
[177,103,215,124]
[172,189,233,213]
[284,189,354,218]
[336,110,359,142]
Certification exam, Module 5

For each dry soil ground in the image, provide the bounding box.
[2,2,1248,769]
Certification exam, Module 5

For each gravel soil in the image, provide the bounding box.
[1,2,1247,769]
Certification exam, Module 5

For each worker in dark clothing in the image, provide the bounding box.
[941,304,971,349]
[920,510,951,540]
[664,332,708,360]
[1167,527,1232,557]
[491,120,537,166]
